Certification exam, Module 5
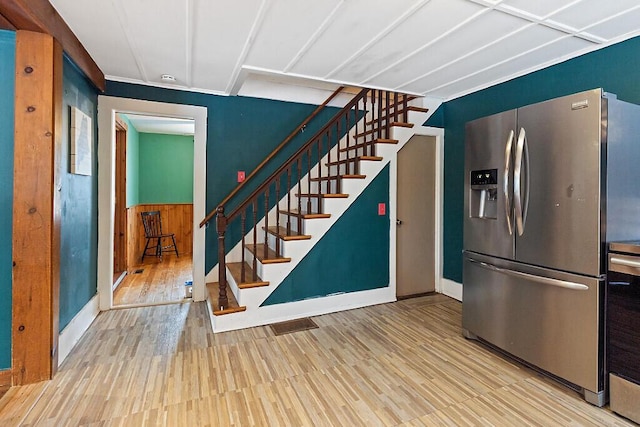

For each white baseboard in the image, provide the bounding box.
[210,287,396,333]
[440,278,462,301]
[58,294,100,367]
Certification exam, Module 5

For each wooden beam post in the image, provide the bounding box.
[12,30,62,385]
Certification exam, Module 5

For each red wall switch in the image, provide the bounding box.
[237,171,245,183]
[378,203,386,215]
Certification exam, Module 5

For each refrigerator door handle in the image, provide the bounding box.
[467,257,589,291]
[514,127,526,236]
[504,129,514,235]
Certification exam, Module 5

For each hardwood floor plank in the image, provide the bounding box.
[2,295,635,426]
[113,255,192,306]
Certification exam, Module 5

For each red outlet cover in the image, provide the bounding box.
[237,171,245,183]
[378,203,386,215]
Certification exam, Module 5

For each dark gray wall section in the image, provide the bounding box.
[59,56,99,330]
[263,165,390,305]
[0,30,16,370]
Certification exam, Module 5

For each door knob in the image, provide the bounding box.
[396,219,402,225]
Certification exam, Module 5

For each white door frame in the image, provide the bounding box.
[97,96,208,310]
[389,126,446,299]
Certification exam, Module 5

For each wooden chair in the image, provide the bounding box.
[140,210,179,261]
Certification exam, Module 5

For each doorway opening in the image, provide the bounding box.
[111,112,196,307]
[97,97,207,311]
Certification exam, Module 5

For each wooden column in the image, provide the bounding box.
[12,30,62,384]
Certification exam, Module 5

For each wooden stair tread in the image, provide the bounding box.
[280,210,331,219]
[406,105,429,113]
[338,139,398,153]
[207,282,246,315]
[364,118,414,128]
[297,193,349,198]
[227,262,269,288]
[310,174,366,182]
[327,156,383,166]
[262,226,311,241]
[246,243,291,264]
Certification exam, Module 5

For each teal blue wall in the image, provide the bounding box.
[432,35,640,283]
[122,115,140,207]
[263,166,390,305]
[0,30,16,370]
[138,133,194,204]
[59,56,99,330]
[105,81,340,272]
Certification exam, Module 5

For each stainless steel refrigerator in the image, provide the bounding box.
[463,88,640,406]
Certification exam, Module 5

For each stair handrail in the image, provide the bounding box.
[199,85,347,228]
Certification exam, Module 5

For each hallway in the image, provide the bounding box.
[113,254,192,306]
[0,295,632,426]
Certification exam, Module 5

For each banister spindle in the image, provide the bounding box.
[394,92,399,123]
[317,138,322,193]
[287,165,292,235]
[264,188,269,260]
[403,94,408,123]
[335,122,340,193]
[386,91,391,140]
[216,206,228,310]
[327,129,332,192]
[306,149,312,213]
[297,158,303,230]
[241,209,246,283]
[377,90,383,141]
[275,178,281,255]
[253,200,258,281]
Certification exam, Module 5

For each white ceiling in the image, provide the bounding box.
[50,0,640,102]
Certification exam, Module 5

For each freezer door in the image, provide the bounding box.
[464,110,516,260]
[514,89,603,276]
[462,252,603,396]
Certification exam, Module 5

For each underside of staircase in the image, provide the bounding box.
[204,90,431,332]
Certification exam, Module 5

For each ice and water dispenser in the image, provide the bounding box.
[470,169,498,219]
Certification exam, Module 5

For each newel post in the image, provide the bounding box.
[216,206,228,310]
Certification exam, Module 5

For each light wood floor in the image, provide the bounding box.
[0,295,634,426]
[113,254,193,306]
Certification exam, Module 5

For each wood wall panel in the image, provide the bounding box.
[0,369,11,387]
[12,30,62,385]
[127,204,193,268]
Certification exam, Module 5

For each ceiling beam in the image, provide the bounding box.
[0,13,16,30]
[0,0,105,92]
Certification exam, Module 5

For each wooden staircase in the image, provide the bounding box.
[200,88,430,331]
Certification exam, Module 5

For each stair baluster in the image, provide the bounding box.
[264,188,269,260]
[241,210,246,283]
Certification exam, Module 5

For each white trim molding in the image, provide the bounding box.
[440,278,463,302]
[97,96,208,310]
[58,295,100,366]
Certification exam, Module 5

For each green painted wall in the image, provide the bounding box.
[263,166,390,305]
[122,115,140,207]
[59,56,99,330]
[433,35,640,283]
[138,133,194,204]
[105,81,340,272]
[0,30,16,370]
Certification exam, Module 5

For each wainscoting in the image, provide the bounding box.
[127,203,193,268]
